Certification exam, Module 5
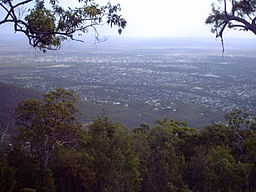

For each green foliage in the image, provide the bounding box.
[14,88,83,191]
[51,143,95,192]
[0,0,127,50]
[58,154,94,191]
[185,146,209,192]
[245,133,256,163]
[6,147,55,192]
[39,168,56,192]
[25,7,59,49]
[0,155,16,192]
[244,124,256,191]
[204,146,251,192]
[88,116,140,192]
[1,89,256,192]
[193,110,256,192]
[134,119,192,192]
[155,118,199,161]
[200,123,232,147]
[225,109,253,131]
[15,88,82,162]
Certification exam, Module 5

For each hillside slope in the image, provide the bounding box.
[0,81,223,135]
[0,82,42,133]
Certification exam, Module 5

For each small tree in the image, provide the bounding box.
[0,0,126,51]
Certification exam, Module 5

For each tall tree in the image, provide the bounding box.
[0,0,126,51]
[140,119,193,192]
[14,88,84,192]
[87,116,140,192]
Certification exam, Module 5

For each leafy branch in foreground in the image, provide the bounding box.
[0,0,126,51]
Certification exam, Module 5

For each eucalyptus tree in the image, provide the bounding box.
[0,0,126,51]
[14,88,84,191]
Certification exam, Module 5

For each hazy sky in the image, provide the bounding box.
[110,0,212,37]
[97,0,255,38]
[0,0,255,38]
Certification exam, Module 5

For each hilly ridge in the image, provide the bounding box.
[0,82,223,134]
[0,82,42,133]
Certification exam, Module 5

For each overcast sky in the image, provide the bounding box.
[110,0,212,37]
[0,0,255,39]
[97,0,255,38]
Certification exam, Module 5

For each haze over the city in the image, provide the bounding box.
[0,0,255,39]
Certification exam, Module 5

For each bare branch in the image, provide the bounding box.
[227,14,256,34]
[0,19,13,25]
[252,16,256,24]
[13,0,33,9]
[0,2,8,13]
[228,24,248,30]
[224,0,228,16]
[231,0,235,15]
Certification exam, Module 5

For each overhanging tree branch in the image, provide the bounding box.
[0,0,126,51]
[206,0,256,51]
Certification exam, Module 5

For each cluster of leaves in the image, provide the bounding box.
[0,0,126,51]
[1,89,256,192]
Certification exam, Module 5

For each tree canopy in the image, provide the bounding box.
[0,0,126,51]
[1,92,256,192]
[206,0,256,50]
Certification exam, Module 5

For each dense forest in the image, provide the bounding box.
[1,88,256,192]
[1,0,256,191]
